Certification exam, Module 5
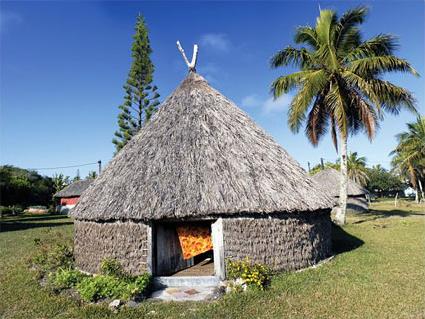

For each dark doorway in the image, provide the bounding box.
[154,221,214,276]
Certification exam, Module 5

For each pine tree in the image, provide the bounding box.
[112,14,160,152]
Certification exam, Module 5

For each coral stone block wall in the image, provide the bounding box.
[74,220,149,275]
[222,211,332,271]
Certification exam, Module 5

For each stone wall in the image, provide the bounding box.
[74,220,149,275]
[222,211,331,271]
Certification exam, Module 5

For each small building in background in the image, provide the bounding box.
[312,168,369,212]
[54,179,93,214]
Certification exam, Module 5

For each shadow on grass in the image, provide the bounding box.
[352,209,424,225]
[332,223,364,255]
[0,214,72,232]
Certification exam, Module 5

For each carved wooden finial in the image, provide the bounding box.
[176,41,198,72]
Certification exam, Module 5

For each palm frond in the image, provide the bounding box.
[343,34,398,62]
[391,117,425,189]
[349,55,419,77]
[330,115,339,152]
[356,96,378,140]
[270,46,313,69]
[315,9,339,69]
[271,71,309,97]
[294,26,318,49]
[342,70,382,109]
[368,79,417,114]
[345,87,379,140]
[336,27,362,57]
[335,6,368,51]
[271,69,326,98]
[338,6,368,26]
[287,70,328,132]
[305,86,330,145]
[315,9,338,46]
[324,80,349,138]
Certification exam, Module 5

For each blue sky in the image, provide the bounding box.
[1,1,424,178]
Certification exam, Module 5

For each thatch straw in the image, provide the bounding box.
[311,168,368,197]
[54,179,93,198]
[71,72,333,221]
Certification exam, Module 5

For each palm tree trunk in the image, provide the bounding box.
[408,163,419,204]
[418,179,424,202]
[335,134,348,225]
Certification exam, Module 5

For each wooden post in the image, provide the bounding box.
[394,192,398,207]
[176,41,199,72]
[211,218,225,280]
[146,222,154,275]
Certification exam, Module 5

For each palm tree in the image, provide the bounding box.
[270,6,418,224]
[87,171,98,179]
[52,173,70,193]
[347,152,369,186]
[391,117,425,202]
[309,161,339,175]
[310,152,368,186]
[395,117,425,163]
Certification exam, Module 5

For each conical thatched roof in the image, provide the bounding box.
[311,168,368,197]
[54,179,93,198]
[71,72,333,221]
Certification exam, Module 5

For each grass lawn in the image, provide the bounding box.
[1,200,424,319]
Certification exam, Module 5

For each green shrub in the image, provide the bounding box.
[0,205,23,216]
[77,258,151,302]
[76,273,151,302]
[134,273,151,290]
[30,239,74,279]
[226,257,272,290]
[31,252,151,303]
[76,275,117,302]
[50,268,88,290]
[100,258,125,278]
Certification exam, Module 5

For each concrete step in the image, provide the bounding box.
[150,286,219,301]
[153,276,220,288]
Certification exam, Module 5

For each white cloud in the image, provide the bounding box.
[241,94,262,108]
[263,95,292,113]
[0,11,23,34]
[241,94,292,114]
[200,33,230,52]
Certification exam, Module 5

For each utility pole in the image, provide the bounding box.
[307,162,311,173]
[98,160,102,175]
[320,158,324,169]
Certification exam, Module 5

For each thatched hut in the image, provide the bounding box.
[54,179,93,214]
[312,168,369,212]
[71,71,333,280]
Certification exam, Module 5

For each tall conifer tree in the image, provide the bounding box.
[113,14,160,152]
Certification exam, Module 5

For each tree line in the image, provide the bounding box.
[0,165,97,210]
[309,152,417,198]
[308,116,425,202]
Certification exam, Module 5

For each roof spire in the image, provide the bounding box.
[176,40,198,72]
